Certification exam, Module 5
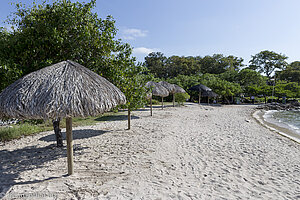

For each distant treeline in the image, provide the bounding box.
[144,51,300,103]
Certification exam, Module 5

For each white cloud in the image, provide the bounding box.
[133,47,159,55]
[122,28,148,40]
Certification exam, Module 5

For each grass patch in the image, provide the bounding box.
[0,124,51,142]
[0,110,128,142]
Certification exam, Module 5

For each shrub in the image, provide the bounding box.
[175,93,190,105]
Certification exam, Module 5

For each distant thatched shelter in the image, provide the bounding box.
[189,84,212,104]
[145,81,169,115]
[0,60,126,175]
[173,84,186,94]
[158,81,186,107]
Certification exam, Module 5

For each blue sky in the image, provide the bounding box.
[1,0,300,65]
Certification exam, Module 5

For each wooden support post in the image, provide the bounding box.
[150,97,153,116]
[66,117,73,176]
[162,97,164,109]
[173,93,175,107]
[128,109,131,130]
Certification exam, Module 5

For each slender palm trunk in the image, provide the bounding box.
[128,109,131,130]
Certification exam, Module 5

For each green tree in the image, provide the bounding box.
[200,74,242,103]
[275,81,300,99]
[237,68,266,87]
[144,52,167,79]
[1,0,137,85]
[115,55,149,129]
[200,54,243,75]
[278,61,300,84]
[164,56,201,78]
[0,0,147,142]
[249,50,288,79]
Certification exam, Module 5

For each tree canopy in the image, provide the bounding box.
[249,50,288,79]
[0,0,149,115]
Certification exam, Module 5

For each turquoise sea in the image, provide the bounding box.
[263,110,300,137]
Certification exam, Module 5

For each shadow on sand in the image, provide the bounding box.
[0,128,108,197]
[95,114,139,122]
[39,129,108,142]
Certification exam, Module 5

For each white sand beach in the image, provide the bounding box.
[0,103,299,199]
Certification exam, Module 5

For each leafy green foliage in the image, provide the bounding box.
[200,74,242,97]
[145,53,243,79]
[175,93,190,105]
[199,54,243,74]
[274,81,300,98]
[249,50,288,79]
[0,0,148,114]
[278,61,300,84]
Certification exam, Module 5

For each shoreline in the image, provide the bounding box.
[252,109,300,144]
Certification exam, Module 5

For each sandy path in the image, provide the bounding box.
[0,103,299,199]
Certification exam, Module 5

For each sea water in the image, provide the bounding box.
[263,110,300,136]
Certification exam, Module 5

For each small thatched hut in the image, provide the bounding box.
[0,60,126,175]
[158,81,186,107]
[189,84,212,104]
[145,81,169,115]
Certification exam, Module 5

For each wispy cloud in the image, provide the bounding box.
[133,47,159,55]
[122,28,148,40]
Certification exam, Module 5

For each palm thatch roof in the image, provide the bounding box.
[145,81,169,97]
[189,84,212,92]
[173,84,186,93]
[0,60,126,119]
[202,91,219,97]
[158,81,176,94]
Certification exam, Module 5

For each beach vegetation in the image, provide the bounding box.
[0,111,128,142]
[175,93,190,105]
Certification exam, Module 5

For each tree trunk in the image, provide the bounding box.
[173,93,175,107]
[66,117,73,175]
[150,97,153,116]
[53,118,63,147]
[264,96,267,104]
[198,91,201,105]
[128,109,131,130]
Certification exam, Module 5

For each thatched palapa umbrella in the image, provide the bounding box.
[158,81,175,107]
[0,60,126,175]
[189,84,212,104]
[158,81,186,107]
[145,81,169,115]
[201,90,219,104]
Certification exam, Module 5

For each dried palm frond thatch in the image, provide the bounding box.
[145,81,169,115]
[189,84,212,104]
[0,60,126,119]
[145,81,169,97]
[173,84,186,94]
[158,81,176,94]
[0,60,126,175]
[158,81,187,107]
